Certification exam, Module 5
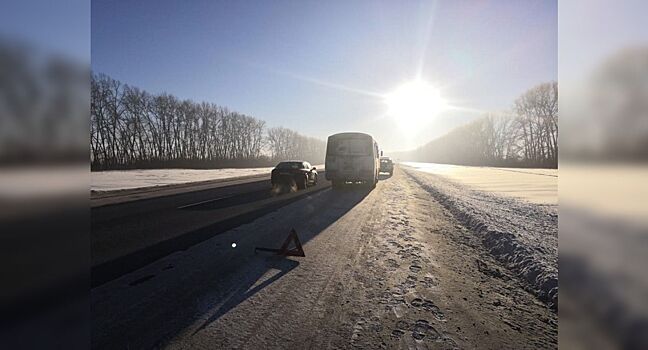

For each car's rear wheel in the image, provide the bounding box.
[297,176,307,190]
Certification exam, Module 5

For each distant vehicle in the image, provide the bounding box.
[380,156,394,175]
[271,161,318,190]
[325,132,380,189]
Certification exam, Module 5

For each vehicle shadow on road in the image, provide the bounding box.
[92,186,373,349]
[189,188,372,333]
[192,257,300,335]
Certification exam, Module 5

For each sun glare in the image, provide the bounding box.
[385,80,447,132]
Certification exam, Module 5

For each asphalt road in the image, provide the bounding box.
[91,169,557,349]
[91,172,330,287]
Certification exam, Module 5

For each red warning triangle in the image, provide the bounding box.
[255,228,305,257]
[277,228,305,257]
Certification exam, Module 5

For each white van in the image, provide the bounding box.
[325,132,380,189]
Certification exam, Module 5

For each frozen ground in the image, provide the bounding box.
[402,162,557,205]
[91,168,275,191]
[91,169,556,349]
[402,164,558,310]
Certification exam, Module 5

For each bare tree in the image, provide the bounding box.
[514,81,558,167]
[401,82,558,168]
[91,73,325,170]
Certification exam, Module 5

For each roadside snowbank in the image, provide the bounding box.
[403,165,558,309]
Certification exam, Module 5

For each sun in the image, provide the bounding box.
[385,80,447,132]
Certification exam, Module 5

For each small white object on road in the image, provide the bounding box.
[231,243,237,248]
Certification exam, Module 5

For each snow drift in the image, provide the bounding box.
[403,167,558,310]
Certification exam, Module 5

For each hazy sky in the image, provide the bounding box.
[1,0,89,62]
[92,0,556,152]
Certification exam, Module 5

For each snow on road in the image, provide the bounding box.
[402,162,557,205]
[92,170,556,349]
[91,168,275,191]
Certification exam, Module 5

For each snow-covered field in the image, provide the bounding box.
[561,164,648,224]
[401,162,557,205]
[92,165,326,192]
[91,167,275,191]
[402,163,558,309]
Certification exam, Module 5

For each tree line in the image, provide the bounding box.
[91,73,325,170]
[401,81,558,168]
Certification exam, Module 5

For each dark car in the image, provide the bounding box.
[379,157,394,175]
[271,161,318,189]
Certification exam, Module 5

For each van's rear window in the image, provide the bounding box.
[328,139,371,156]
[276,162,303,169]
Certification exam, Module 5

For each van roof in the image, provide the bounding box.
[328,132,373,139]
